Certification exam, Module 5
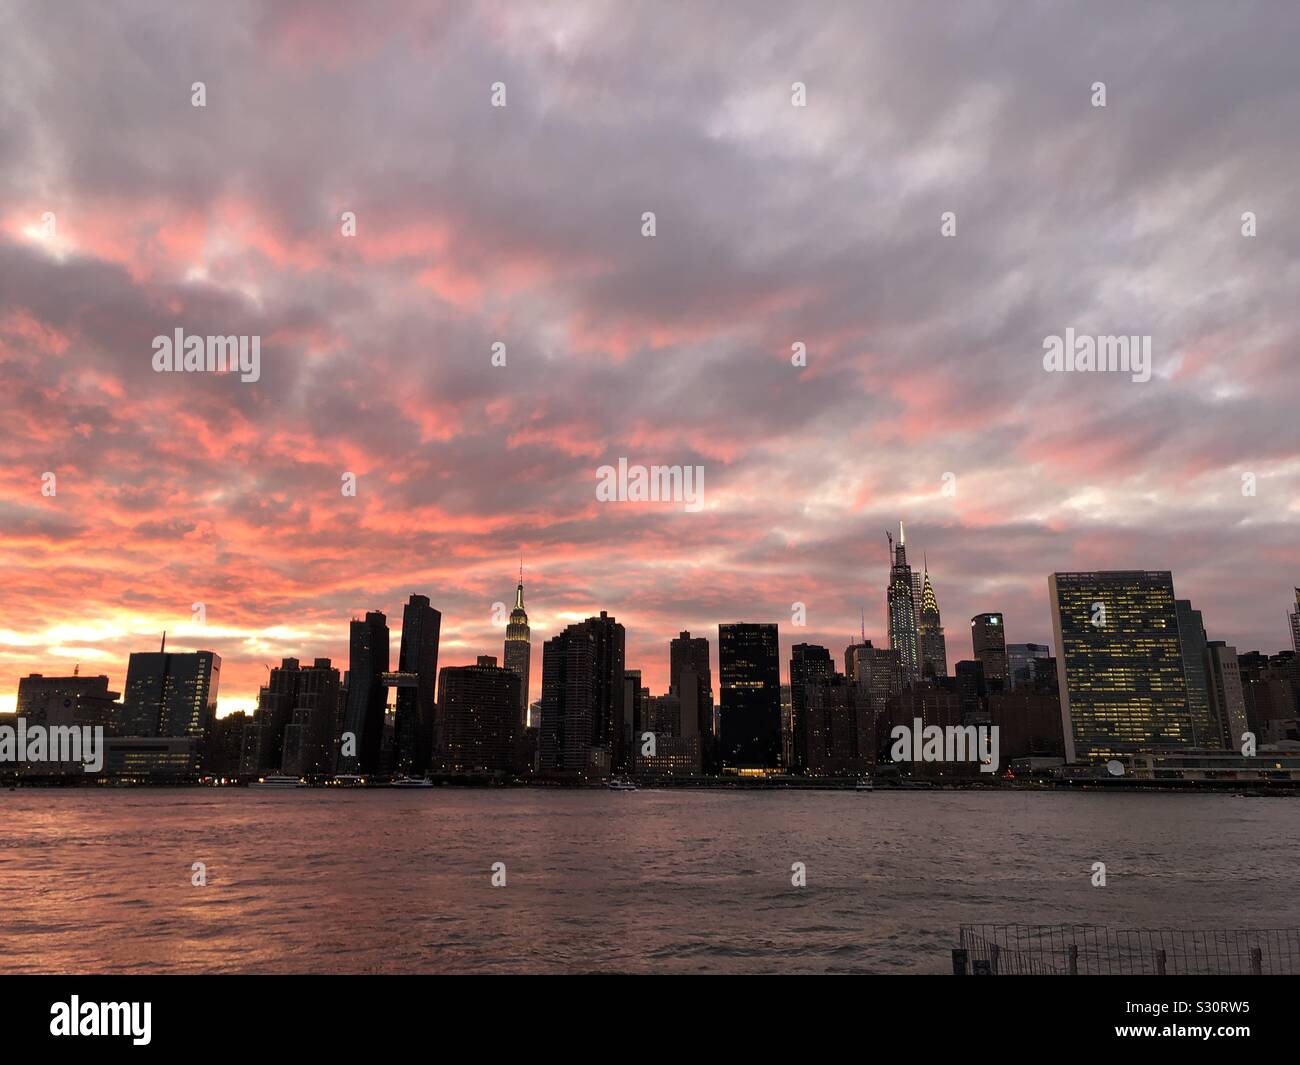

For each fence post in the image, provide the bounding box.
[952,948,968,976]
[1156,949,1166,976]
[1251,948,1262,975]
[1068,944,1079,975]
[990,943,1000,975]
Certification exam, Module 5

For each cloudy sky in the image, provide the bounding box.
[1,0,1297,715]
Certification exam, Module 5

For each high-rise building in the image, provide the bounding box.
[886,524,921,684]
[917,566,948,680]
[718,623,782,771]
[971,613,1008,688]
[1049,571,1190,763]
[281,658,342,778]
[954,659,988,725]
[802,673,869,777]
[439,656,521,775]
[249,657,302,773]
[16,673,119,731]
[669,630,714,747]
[585,612,627,770]
[1290,589,1300,655]
[339,611,390,774]
[504,567,532,727]
[120,645,220,742]
[1174,600,1218,748]
[539,622,597,775]
[789,643,833,773]
[1006,643,1052,690]
[1204,642,1249,750]
[393,594,441,775]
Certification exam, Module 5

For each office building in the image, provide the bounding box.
[718,623,781,771]
[1049,571,1190,763]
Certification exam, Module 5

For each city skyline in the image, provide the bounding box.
[3,555,1296,722]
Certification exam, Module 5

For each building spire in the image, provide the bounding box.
[515,555,525,611]
[899,521,905,546]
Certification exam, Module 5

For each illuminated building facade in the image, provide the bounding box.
[1049,571,1190,763]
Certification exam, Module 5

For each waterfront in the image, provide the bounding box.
[1,790,1296,974]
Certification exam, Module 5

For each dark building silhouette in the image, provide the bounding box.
[1174,600,1218,748]
[1204,641,1248,750]
[669,630,714,766]
[718,623,781,771]
[988,689,1064,761]
[120,646,220,741]
[439,655,521,774]
[393,594,441,775]
[540,621,598,775]
[971,613,1008,688]
[1006,643,1052,690]
[789,643,833,773]
[339,611,390,774]
[504,568,531,727]
[803,672,868,776]
[281,658,342,778]
[16,672,119,732]
[205,710,249,777]
[247,657,303,773]
[586,612,627,772]
[954,659,988,725]
[880,683,964,778]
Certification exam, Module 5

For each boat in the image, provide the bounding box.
[389,776,434,788]
[606,778,638,792]
[250,774,305,789]
[855,778,874,792]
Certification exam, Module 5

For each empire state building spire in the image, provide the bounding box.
[505,557,532,726]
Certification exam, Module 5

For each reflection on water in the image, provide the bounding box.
[0,789,1295,973]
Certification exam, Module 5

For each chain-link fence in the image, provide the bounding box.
[954,924,1300,975]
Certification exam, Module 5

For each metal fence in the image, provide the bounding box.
[954,924,1300,975]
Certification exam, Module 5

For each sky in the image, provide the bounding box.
[1,0,1297,717]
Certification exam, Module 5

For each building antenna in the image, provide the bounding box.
[160,631,166,653]
[860,608,866,643]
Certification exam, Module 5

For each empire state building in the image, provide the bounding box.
[504,564,532,727]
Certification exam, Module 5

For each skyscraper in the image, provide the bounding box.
[886,524,921,684]
[1204,642,1249,750]
[16,672,119,731]
[586,612,627,771]
[971,613,1008,687]
[1049,571,1190,763]
[1174,600,1217,748]
[1006,643,1052,690]
[669,630,714,771]
[393,594,441,775]
[281,658,342,778]
[789,643,833,773]
[439,656,521,775]
[718,623,782,771]
[917,565,948,680]
[339,610,390,775]
[539,622,597,775]
[504,565,531,727]
[120,645,220,741]
[1290,589,1300,655]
